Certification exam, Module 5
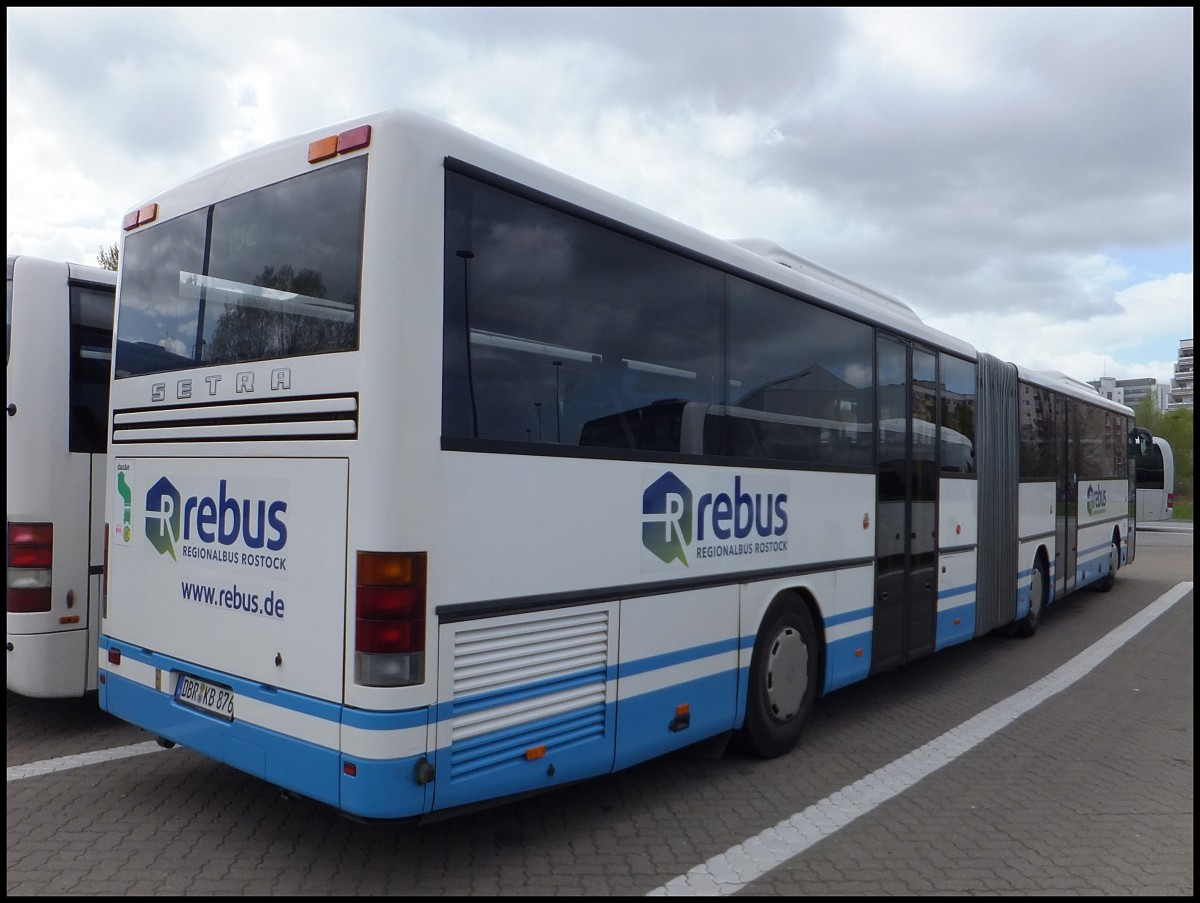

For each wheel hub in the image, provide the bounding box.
[765,627,808,721]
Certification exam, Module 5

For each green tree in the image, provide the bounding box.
[97,242,119,271]
[205,264,352,364]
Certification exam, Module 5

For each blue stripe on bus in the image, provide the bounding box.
[822,606,872,627]
[1014,564,1032,619]
[447,706,611,780]
[937,582,975,602]
[340,753,432,819]
[616,637,739,679]
[101,635,740,733]
[99,637,340,722]
[825,633,871,692]
[935,602,976,651]
[100,667,344,810]
[341,705,428,731]
[1079,538,1113,557]
[432,667,742,811]
[101,634,740,729]
[448,665,614,718]
[613,669,737,770]
[100,563,1063,819]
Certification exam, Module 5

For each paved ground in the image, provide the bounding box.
[7,535,1193,896]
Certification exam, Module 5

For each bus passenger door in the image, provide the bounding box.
[872,337,938,673]
[1054,396,1076,597]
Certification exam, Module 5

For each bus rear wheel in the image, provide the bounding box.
[736,597,819,759]
[1015,554,1047,638]
[1097,534,1120,592]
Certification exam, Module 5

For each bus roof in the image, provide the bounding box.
[8,254,115,288]
[1017,365,1134,416]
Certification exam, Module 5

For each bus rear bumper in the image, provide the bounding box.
[98,643,431,820]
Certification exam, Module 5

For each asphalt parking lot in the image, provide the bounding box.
[7,531,1193,896]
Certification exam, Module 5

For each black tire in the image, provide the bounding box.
[736,598,819,759]
[1096,534,1120,592]
[1015,554,1047,638]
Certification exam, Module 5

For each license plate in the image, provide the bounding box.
[173,673,235,721]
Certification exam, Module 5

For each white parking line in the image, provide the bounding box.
[648,582,1193,896]
[7,739,172,783]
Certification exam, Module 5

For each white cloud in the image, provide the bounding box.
[6,6,1192,389]
[926,272,1193,387]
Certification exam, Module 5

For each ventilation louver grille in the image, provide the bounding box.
[447,610,610,781]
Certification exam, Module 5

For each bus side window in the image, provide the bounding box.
[472,355,538,442]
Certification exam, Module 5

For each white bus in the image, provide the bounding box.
[99,110,1137,820]
[7,254,116,697]
[1133,432,1175,522]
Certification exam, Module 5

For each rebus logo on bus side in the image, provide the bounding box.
[642,471,789,567]
[150,367,293,402]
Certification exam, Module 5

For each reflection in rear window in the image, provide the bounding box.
[115,156,366,377]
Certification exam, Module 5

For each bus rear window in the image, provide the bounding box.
[115,156,366,377]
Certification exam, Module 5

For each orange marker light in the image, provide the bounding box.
[308,135,339,163]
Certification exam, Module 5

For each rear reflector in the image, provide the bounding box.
[7,588,51,613]
[338,125,371,153]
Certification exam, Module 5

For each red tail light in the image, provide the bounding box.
[354,551,426,687]
[1167,492,1174,510]
[7,522,53,613]
[356,618,423,653]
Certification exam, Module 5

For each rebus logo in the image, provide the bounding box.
[643,472,693,565]
[144,477,288,561]
[642,471,790,568]
[1086,484,1108,516]
[146,477,182,560]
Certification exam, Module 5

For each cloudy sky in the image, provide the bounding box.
[7,7,1193,388]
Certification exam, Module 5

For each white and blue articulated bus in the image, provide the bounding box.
[99,109,1137,820]
[1133,432,1175,522]
[7,254,116,697]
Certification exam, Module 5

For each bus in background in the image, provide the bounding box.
[1133,431,1174,522]
[98,110,1136,821]
[7,254,116,697]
